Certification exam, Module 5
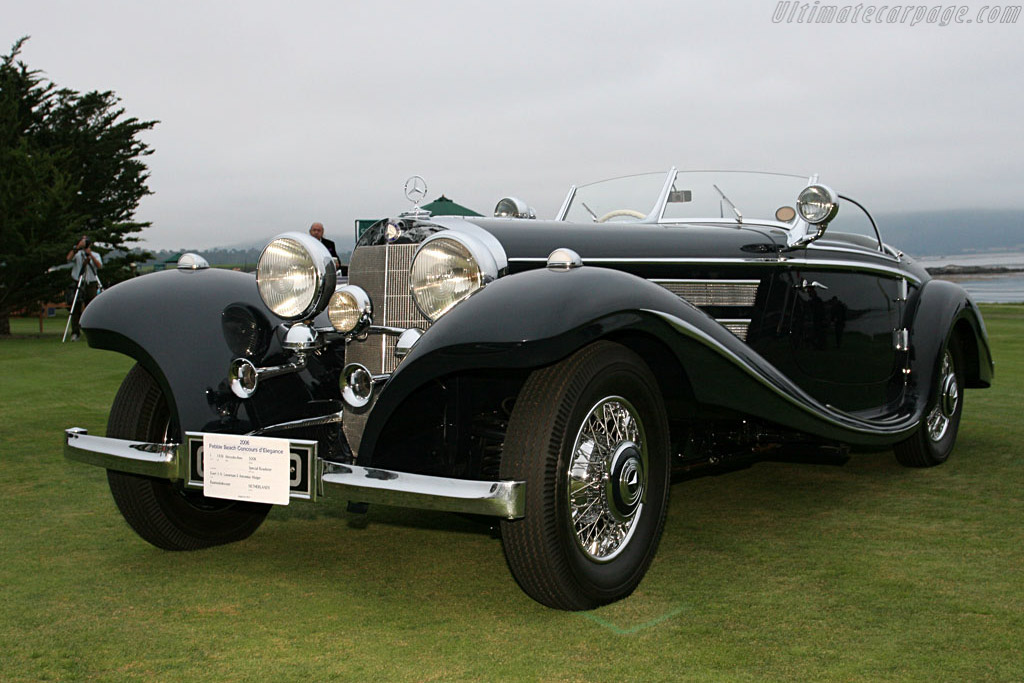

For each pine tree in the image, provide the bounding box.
[0,37,157,335]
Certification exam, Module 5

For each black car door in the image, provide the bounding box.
[752,235,905,413]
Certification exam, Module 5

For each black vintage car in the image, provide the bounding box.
[65,169,993,610]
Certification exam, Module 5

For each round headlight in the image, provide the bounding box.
[410,236,485,321]
[796,184,839,225]
[256,233,336,321]
[328,285,372,334]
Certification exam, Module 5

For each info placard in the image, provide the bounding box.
[202,434,290,505]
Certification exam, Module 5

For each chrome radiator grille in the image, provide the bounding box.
[343,244,430,456]
[346,244,430,375]
[651,279,759,341]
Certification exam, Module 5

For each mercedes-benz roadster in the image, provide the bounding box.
[65,169,993,610]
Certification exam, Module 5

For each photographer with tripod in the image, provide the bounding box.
[64,235,102,342]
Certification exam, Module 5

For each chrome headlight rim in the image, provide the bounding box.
[410,232,500,322]
[327,285,373,335]
[796,184,840,225]
[256,232,337,322]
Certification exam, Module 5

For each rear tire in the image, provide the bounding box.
[895,335,964,468]
[106,364,270,550]
[499,342,671,610]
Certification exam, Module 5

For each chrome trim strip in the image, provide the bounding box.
[508,256,921,284]
[367,325,411,335]
[786,257,920,284]
[508,256,780,265]
[642,310,919,438]
[321,462,525,519]
[652,278,761,285]
[807,242,900,263]
[65,428,181,479]
[381,241,391,371]
[249,411,344,436]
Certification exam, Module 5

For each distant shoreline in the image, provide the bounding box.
[927,265,1024,281]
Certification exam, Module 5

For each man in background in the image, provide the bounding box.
[309,222,339,262]
[65,235,102,341]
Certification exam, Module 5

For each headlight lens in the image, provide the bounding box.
[256,234,334,320]
[796,184,839,225]
[328,286,372,334]
[411,237,484,321]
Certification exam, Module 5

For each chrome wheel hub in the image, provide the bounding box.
[567,397,647,562]
[926,350,958,442]
[607,443,645,522]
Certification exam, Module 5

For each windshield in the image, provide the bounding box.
[559,170,814,225]
[560,172,667,224]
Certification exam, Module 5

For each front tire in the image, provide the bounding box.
[895,336,965,468]
[500,342,671,610]
[106,364,270,550]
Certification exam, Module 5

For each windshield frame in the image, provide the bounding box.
[557,168,819,230]
[555,168,892,255]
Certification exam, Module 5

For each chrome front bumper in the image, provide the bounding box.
[64,428,525,519]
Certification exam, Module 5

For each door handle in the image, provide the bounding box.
[799,279,829,291]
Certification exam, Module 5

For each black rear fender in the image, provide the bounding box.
[907,279,994,391]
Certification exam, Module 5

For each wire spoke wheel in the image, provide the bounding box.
[568,397,647,562]
[500,342,670,610]
[925,350,959,443]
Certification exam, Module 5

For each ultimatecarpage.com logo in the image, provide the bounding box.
[771,2,1020,26]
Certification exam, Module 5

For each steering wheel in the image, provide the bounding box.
[597,209,646,223]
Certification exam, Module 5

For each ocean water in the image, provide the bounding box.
[951,276,1024,304]
[916,251,1024,303]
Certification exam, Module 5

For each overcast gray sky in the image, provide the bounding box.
[7,0,1023,250]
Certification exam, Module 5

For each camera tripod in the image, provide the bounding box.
[62,255,102,343]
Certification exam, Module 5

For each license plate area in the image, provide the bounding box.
[185,432,317,502]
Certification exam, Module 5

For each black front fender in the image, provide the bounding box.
[81,268,300,434]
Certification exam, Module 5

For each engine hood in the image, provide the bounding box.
[428,216,783,264]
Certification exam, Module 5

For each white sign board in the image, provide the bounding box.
[202,434,291,505]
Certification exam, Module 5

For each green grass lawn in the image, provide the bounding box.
[2,308,1022,681]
